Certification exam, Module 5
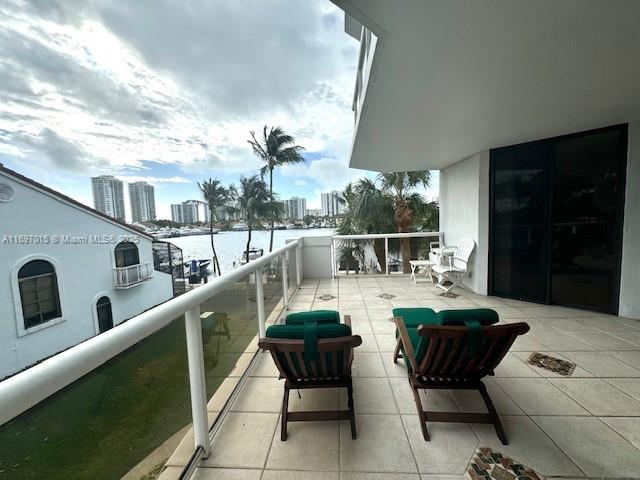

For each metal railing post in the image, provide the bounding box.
[331,237,336,278]
[282,252,289,309]
[184,305,210,458]
[385,237,389,276]
[295,242,302,286]
[255,266,266,338]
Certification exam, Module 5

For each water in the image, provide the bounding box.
[168,228,334,274]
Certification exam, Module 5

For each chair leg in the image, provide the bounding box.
[393,336,403,363]
[411,384,430,440]
[479,382,508,445]
[347,380,357,439]
[281,386,290,441]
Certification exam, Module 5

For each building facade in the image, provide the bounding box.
[321,191,343,217]
[283,197,307,220]
[171,201,200,224]
[128,182,156,223]
[336,2,640,319]
[0,166,173,379]
[91,175,125,222]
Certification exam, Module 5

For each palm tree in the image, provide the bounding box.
[237,175,270,264]
[377,171,432,273]
[198,178,232,276]
[248,126,304,252]
[338,179,395,272]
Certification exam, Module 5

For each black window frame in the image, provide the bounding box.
[114,241,140,268]
[18,260,62,330]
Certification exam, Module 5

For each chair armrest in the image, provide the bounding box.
[441,245,457,255]
[394,317,419,373]
[450,256,469,268]
[344,315,352,328]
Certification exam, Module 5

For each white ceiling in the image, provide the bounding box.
[333,0,640,172]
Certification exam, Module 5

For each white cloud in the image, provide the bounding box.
[282,156,369,191]
[114,175,191,185]
[0,1,359,177]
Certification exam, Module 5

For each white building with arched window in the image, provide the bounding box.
[0,165,174,379]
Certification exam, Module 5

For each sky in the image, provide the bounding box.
[0,0,438,221]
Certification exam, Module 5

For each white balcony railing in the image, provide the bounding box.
[113,262,153,288]
[0,239,303,474]
[332,231,443,276]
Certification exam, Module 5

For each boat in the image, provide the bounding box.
[238,248,263,265]
[183,259,212,284]
[231,222,248,231]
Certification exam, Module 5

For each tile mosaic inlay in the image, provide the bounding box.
[439,291,459,298]
[468,446,544,480]
[527,352,576,376]
[317,294,337,301]
[377,293,396,299]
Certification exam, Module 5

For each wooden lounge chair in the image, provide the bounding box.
[259,311,362,441]
[395,315,529,444]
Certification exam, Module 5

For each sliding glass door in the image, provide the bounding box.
[489,125,627,314]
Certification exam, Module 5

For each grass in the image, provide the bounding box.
[0,277,283,480]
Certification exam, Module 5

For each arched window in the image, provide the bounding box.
[18,260,62,329]
[114,241,139,267]
[96,296,113,333]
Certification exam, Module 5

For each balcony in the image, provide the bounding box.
[113,262,153,288]
[2,236,640,480]
[163,274,640,479]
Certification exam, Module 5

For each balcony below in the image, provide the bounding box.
[113,262,153,288]
[163,275,640,479]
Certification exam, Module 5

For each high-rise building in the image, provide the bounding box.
[320,191,343,217]
[214,200,240,222]
[283,197,307,220]
[91,175,125,221]
[307,208,322,217]
[128,182,156,223]
[170,201,199,224]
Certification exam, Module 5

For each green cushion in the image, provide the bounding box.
[397,308,500,368]
[392,308,436,370]
[266,322,351,339]
[437,309,499,358]
[392,308,437,327]
[436,308,499,326]
[266,322,352,378]
[285,310,340,325]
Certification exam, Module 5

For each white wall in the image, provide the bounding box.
[439,151,490,294]
[300,236,333,279]
[0,173,174,379]
[619,121,640,319]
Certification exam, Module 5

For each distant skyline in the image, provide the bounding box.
[0,1,438,221]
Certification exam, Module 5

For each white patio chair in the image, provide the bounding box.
[431,239,476,293]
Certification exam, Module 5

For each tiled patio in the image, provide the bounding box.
[189,276,640,479]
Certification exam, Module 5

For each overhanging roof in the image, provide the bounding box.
[334,0,640,171]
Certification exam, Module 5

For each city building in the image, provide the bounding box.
[170,200,200,224]
[128,182,156,223]
[320,190,343,217]
[91,175,125,222]
[214,200,240,222]
[307,208,322,217]
[0,165,173,379]
[283,196,307,220]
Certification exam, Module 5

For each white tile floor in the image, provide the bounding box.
[192,276,640,479]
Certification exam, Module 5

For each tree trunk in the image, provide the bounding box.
[246,225,252,264]
[268,167,274,253]
[210,210,221,276]
[394,198,413,274]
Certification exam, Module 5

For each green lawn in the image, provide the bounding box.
[0,278,283,480]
